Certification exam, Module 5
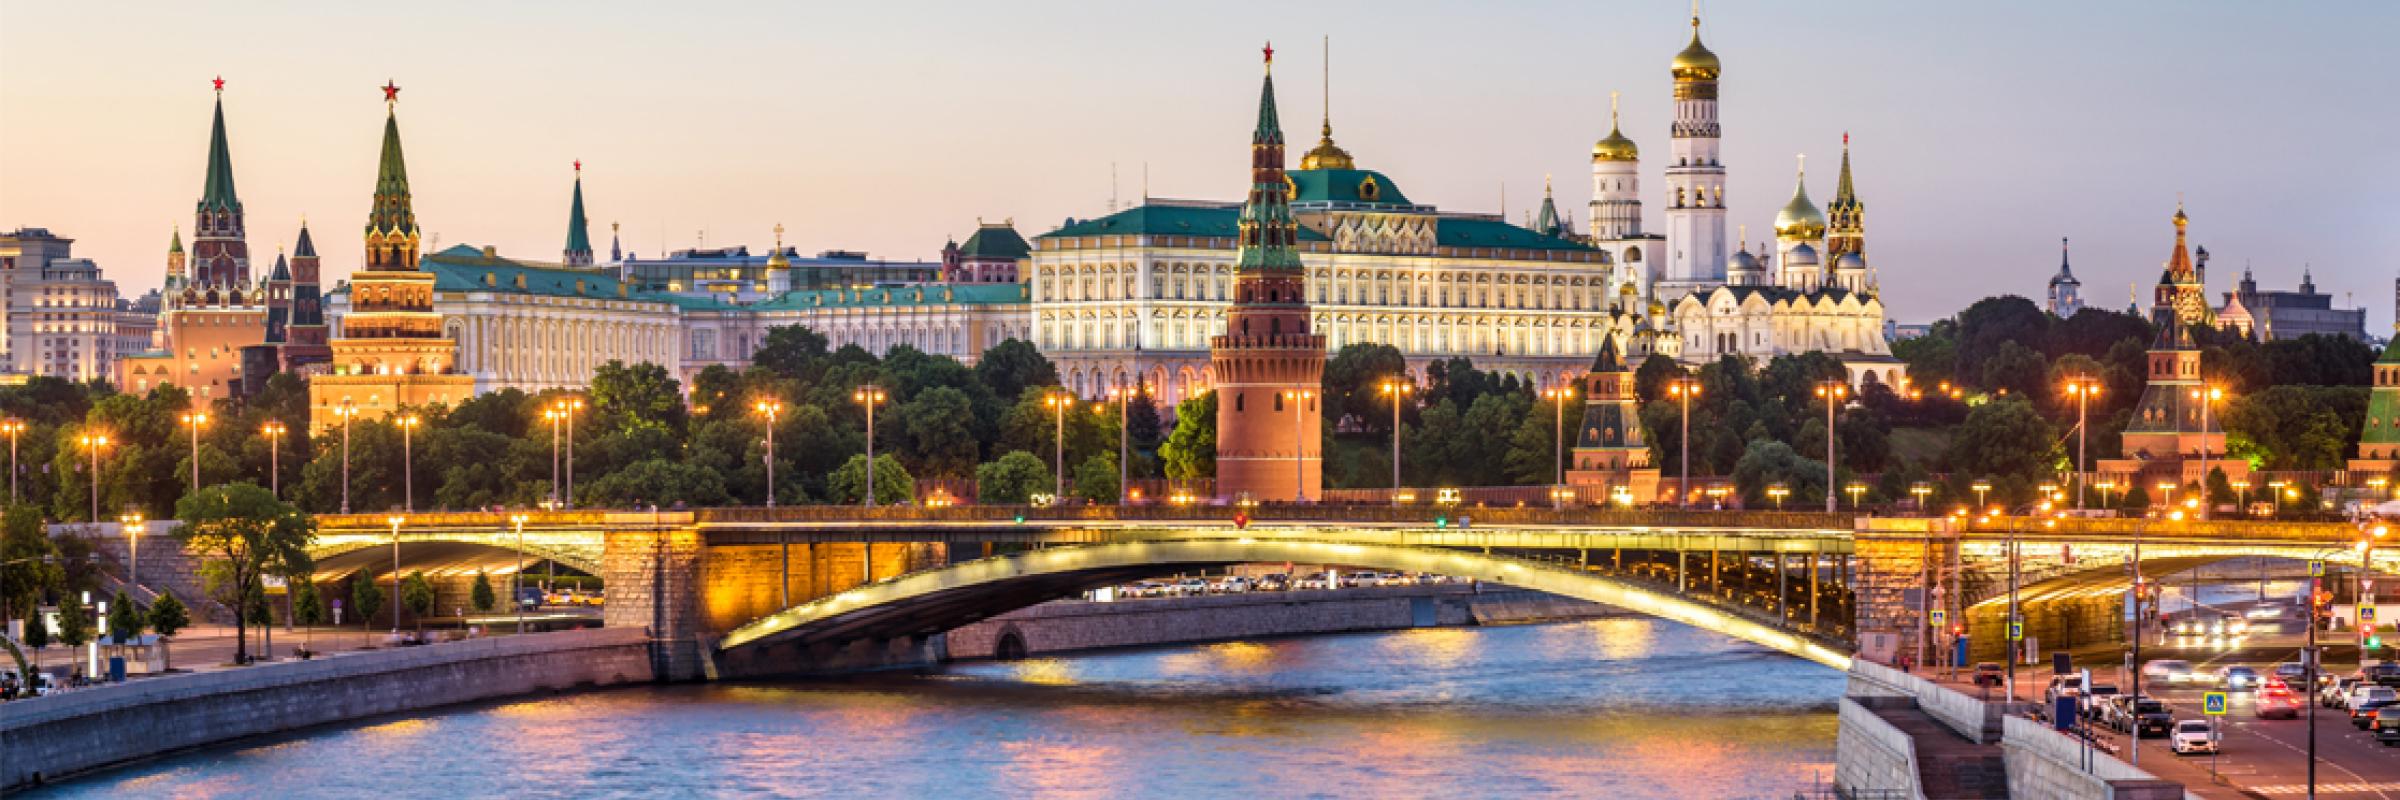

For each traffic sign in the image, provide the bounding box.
[2203,692,2227,715]
[2008,619,2023,641]
[1931,610,1947,629]
[2310,560,2326,577]
[2364,606,2378,626]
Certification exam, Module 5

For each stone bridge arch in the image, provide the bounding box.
[307,530,605,579]
[716,538,1854,674]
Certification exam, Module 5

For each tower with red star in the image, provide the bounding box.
[1210,44,1325,503]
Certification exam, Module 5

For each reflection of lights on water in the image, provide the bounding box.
[1586,618,1661,661]
[1381,627,1479,669]
[355,717,436,741]
[1009,658,1082,686]
[1203,641,1277,671]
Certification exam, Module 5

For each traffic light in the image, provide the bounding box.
[1435,515,1448,529]
[2370,635,2384,650]
[1013,514,1026,525]
[1951,623,1965,637]
[1232,512,1250,530]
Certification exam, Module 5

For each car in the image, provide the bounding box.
[2170,720,2220,754]
[2108,697,2175,738]
[2171,618,2203,636]
[2143,659,2197,685]
[2224,617,2250,636]
[2352,699,2397,730]
[2255,687,2303,719]
[1972,662,2005,688]
[1173,578,1209,596]
[2377,716,2400,747]
[2221,666,2263,691]
[2363,663,2400,688]
[2325,677,2363,708]
[2347,685,2397,713]
[2082,683,2121,712]
[2248,604,2290,620]
[514,586,543,611]
[1215,576,1253,594]
[2274,661,2307,683]
[1254,573,1290,592]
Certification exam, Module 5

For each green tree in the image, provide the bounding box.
[175,482,313,664]
[753,325,833,382]
[1,504,62,634]
[290,579,324,653]
[399,571,435,635]
[471,571,497,614]
[827,454,915,506]
[1323,343,1410,434]
[899,386,980,478]
[107,589,142,644]
[1942,396,2059,506]
[578,458,731,508]
[1979,340,2049,399]
[1951,296,2051,389]
[21,604,49,669]
[1073,453,1120,504]
[147,589,190,671]
[1504,394,1571,485]
[976,451,1052,504]
[1159,392,1218,481]
[1733,440,1828,508]
[351,574,385,632]
[55,595,92,652]
[589,360,689,436]
[973,338,1058,403]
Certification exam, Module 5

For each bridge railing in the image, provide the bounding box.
[686,504,1856,530]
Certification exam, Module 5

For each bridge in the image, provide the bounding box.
[285,506,2385,680]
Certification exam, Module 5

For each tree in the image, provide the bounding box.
[898,386,980,478]
[589,360,689,437]
[1951,296,2050,389]
[471,571,497,614]
[55,595,92,656]
[174,482,313,665]
[21,603,48,670]
[399,571,435,635]
[107,589,142,644]
[1159,392,1218,481]
[974,339,1057,403]
[351,574,385,632]
[0,504,61,635]
[827,454,915,506]
[1503,395,1570,485]
[753,325,832,382]
[1979,341,2049,399]
[1732,440,1828,508]
[1126,391,1165,454]
[578,458,731,508]
[1072,453,1120,504]
[1942,396,2059,506]
[148,590,189,671]
[975,451,1052,504]
[290,579,324,651]
[1323,343,1409,434]
[1634,354,1688,403]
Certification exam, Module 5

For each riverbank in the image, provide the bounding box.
[0,627,653,791]
[946,584,1622,660]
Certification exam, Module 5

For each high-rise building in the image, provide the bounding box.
[1,229,128,382]
[308,82,473,431]
[2046,237,2083,317]
[1212,45,1325,503]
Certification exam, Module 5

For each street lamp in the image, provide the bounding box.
[1,418,24,503]
[509,513,528,633]
[333,400,358,514]
[1971,479,1993,512]
[2191,385,2225,519]
[551,398,584,509]
[2095,480,2117,510]
[752,399,782,508]
[543,406,565,509]
[1044,391,1074,501]
[1541,385,1574,509]
[119,512,145,589]
[386,515,405,635]
[1282,389,1316,503]
[1910,481,1932,515]
[853,384,886,507]
[1379,377,1413,495]
[1667,377,1700,510]
[395,414,421,513]
[1103,383,1136,505]
[2268,479,2289,516]
[2061,376,2101,510]
[2156,481,2177,514]
[179,411,209,494]
[260,421,288,499]
[1814,380,1847,513]
[1846,482,1868,512]
[1767,483,1790,510]
[77,431,109,522]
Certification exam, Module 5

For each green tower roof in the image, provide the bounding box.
[197,95,241,214]
[367,109,416,237]
[564,170,592,258]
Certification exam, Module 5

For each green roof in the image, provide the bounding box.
[751,283,1029,311]
[1288,168,1414,207]
[564,173,592,258]
[368,109,415,237]
[957,224,1029,259]
[1432,217,1595,252]
[421,244,641,299]
[198,96,241,214]
[1041,203,1329,242]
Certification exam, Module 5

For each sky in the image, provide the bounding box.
[4,1,2396,330]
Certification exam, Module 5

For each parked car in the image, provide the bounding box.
[2170,720,2220,755]
[2082,683,2121,712]
[2362,663,2400,688]
[2274,661,2307,683]
[2220,666,2263,691]
[1971,662,2005,688]
[2118,698,2174,738]
[2143,659,2198,685]
[2352,698,2397,730]
[1173,578,1209,596]
[1215,576,1253,594]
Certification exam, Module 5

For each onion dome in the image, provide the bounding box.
[1671,16,1721,81]
[1786,242,1821,267]
[1300,120,1355,171]
[1834,252,1866,272]
[764,223,791,270]
[1728,246,1761,274]
[1593,94,1638,162]
[1774,165,1826,241]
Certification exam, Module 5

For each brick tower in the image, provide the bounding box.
[1212,44,1325,503]
[2350,337,2400,477]
[191,77,249,289]
[280,221,333,370]
[1565,336,1660,501]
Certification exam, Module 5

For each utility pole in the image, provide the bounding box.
[1046,391,1072,501]
[1542,385,1573,509]
[1381,378,1412,497]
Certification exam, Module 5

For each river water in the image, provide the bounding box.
[39,619,1845,799]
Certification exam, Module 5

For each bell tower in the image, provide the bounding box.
[1212,44,1326,503]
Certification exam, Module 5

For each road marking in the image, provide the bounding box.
[2250,784,2400,796]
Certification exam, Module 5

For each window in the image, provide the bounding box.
[1235,392,1245,412]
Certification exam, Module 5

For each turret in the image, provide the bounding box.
[1589,90,1643,241]
[563,161,593,267]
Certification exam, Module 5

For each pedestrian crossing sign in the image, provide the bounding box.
[2204,692,2227,715]
[2310,560,2326,577]
[1931,610,1946,628]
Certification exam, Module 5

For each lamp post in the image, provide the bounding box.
[509,514,528,633]
[1815,380,1847,513]
[1045,391,1073,501]
[334,400,357,514]
[2192,385,2224,519]
[2095,480,2116,511]
[1972,479,1993,512]
[1541,385,1574,509]
[752,400,782,507]
[1282,389,1316,503]
[554,398,583,509]
[1767,483,1789,511]
[1379,378,1413,495]
[2156,481,2177,514]
[386,515,404,635]
[2269,479,2289,516]
[395,414,420,513]
[179,411,208,494]
[543,406,564,509]
[119,512,144,590]
[2062,376,2101,510]
[1910,481,1932,516]
[77,432,109,523]
[1846,482,1868,512]
[2231,479,2252,516]
[260,421,287,499]
[1667,378,1700,509]
[854,384,886,507]
[2,418,23,503]
[1103,383,1134,505]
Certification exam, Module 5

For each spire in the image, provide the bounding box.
[198,83,241,214]
[169,226,184,255]
[1534,175,1563,236]
[1299,35,1354,171]
[365,81,421,272]
[294,219,317,258]
[610,221,623,263]
[1254,42,1284,146]
[1832,133,1858,205]
[564,161,593,266]
[1590,333,1625,373]
[270,248,291,280]
[2057,237,2075,278]
[1236,42,1300,276]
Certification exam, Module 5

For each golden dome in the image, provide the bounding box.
[1774,167,1826,241]
[1671,18,1721,80]
[1300,121,1355,170]
[1648,297,1668,317]
[1592,125,1638,162]
[764,223,791,269]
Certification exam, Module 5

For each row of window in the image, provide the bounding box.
[1037,265,1640,311]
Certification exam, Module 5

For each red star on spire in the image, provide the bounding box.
[381,80,401,103]
[211,75,225,93]
[1262,42,1274,65]
[1843,131,1850,147]
[574,159,582,173]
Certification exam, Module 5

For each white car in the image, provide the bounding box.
[2171,720,2220,754]
[2347,685,2397,711]
[2143,659,2198,685]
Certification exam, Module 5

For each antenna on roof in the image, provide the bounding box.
[1110,162,1119,213]
[1143,162,1150,204]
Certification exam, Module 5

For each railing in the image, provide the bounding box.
[680,503,1854,530]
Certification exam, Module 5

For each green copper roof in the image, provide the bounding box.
[1238,65,1303,273]
[957,224,1030,259]
[2380,339,2400,366]
[1040,203,1329,242]
[421,244,637,298]
[2365,349,2400,445]
[1535,189,1564,237]
[168,227,184,254]
[751,283,1030,312]
[1432,217,1596,252]
[198,96,241,213]
[564,173,592,258]
[1287,168,1415,207]
[367,110,416,237]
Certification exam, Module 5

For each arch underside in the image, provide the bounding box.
[719,539,1853,670]
[1965,547,2378,611]
[308,535,602,577]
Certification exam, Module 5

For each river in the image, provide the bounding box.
[38,618,1845,799]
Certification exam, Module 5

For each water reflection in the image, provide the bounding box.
[37,619,1843,799]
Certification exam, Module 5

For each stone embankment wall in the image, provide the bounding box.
[1999,714,2191,800]
[947,585,1618,659]
[1833,696,1928,800]
[0,627,653,791]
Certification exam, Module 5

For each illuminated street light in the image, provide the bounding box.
[333,400,358,513]
[386,515,405,635]
[2060,376,2102,509]
[551,398,584,510]
[2,418,26,503]
[1103,382,1138,505]
[1282,389,1316,503]
[1667,377,1700,510]
[1971,479,1993,511]
[1910,481,1933,515]
[395,414,421,513]
[753,399,782,508]
[854,385,887,507]
[119,512,145,589]
[2156,481,2178,513]
[1767,483,1790,511]
[1846,482,1868,512]
[1541,384,1574,509]
[509,513,529,633]
[2095,480,2117,510]
[260,421,288,499]
[77,431,110,522]
[1044,391,1074,500]
[2190,385,2226,519]
[1379,377,1414,497]
[2230,478,2251,515]
[1815,380,1848,513]
[179,411,209,494]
